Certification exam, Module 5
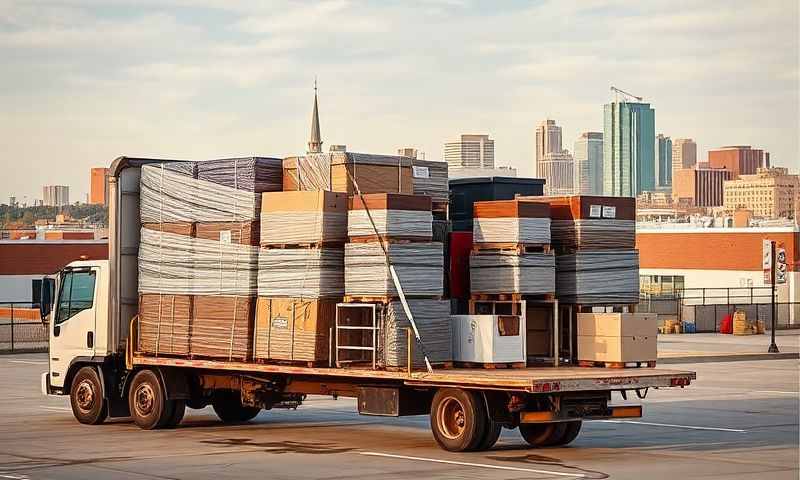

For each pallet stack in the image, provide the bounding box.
[343,193,452,370]
[137,158,282,361]
[254,190,348,365]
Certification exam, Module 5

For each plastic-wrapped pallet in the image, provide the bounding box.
[257,248,344,298]
[382,299,452,368]
[197,157,282,192]
[282,152,413,194]
[348,193,433,240]
[344,242,444,297]
[410,159,449,203]
[138,229,259,296]
[473,200,551,244]
[470,251,555,294]
[556,250,639,304]
[260,191,348,245]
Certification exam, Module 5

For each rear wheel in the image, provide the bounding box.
[519,422,568,447]
[212,390,260,423]
[129,369,170,430]
[475,420,502,451]
[430,388,487,452]
[163,400,186,428]
[552,420,582,446]
[69,366,108,425]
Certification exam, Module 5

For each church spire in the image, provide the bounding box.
[307,78,322,153]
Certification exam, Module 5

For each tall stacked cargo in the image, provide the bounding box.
[342,193,451,369]
[137,158,282,361]
[519,195,638,305]
[255,191,347,365]
[282,152,413,194]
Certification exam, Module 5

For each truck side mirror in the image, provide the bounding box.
[40,277,54,323]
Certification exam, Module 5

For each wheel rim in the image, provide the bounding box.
[438,397,467,440]
[134,383,156,417]
[75,380,95,413]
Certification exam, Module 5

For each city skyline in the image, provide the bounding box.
[1,1,797,201]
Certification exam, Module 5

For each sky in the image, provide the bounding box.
[1,0,798,203]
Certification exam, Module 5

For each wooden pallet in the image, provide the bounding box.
[574,303,638,313]
[254,358,329,368]
[472,243,552,254]
[384,361,454,372]
[470,292,555,302]
[260,242,344,249]
[432,201,449,213]
[453,361,527,369]
[342,295,443,304]
[578,360,656,369]
[347,235,431,244]
[469,299,523,315]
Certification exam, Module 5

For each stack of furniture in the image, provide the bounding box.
[137,158,282,360]
[341,193,451,370]
[255,190,347,365]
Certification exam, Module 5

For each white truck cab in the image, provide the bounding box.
[41,260,110,395]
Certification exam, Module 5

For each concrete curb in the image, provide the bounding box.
[659,352,799,364]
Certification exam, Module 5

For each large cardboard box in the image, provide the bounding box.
[260,191,348,245]
[191,296,254,361]
[254,297,337,363]
[283,153,413,194]
[577,313,656,363]
[138,294,192,356]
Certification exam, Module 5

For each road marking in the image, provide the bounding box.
[0,474,30,480]
[40,406,71,412]
[753,390,799,396]
[359,452,586,478]
[7,360,47,365]
[594,420,747,433]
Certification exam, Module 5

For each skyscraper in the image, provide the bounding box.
[535,119,562,168]
[655,134,673,188]
[708,145,769,178]
[444,134,495,170]
[43,185,69,207]
[603,101,656,196]
[671,138,697,184]
[90,167,109,205]
[573,132,604,195]
[538,151,575,196]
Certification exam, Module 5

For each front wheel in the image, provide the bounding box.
[69,366,108,425]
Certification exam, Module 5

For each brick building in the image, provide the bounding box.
[708,145,769,178]
[673,167,733,207]
[723,167,799,219]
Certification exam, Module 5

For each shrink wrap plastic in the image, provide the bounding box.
[550,219,636,251]
[410,160,449,202]
[470,251,555,294]
[381,299,452,368]
[345,242,444,297]
[348,209,433,239]
[257,248,344,298]
[260,211,347,245]
[556,250,639,304]
[473,217,551,244]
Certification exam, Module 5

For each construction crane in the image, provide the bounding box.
[610,86,643,103]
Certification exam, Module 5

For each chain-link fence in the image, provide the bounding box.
[0,302,48,353]
[638,287,799,332]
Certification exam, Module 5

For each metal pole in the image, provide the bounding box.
[552,299,559,367]
[10,303,14,353]
[768,241,779,353]
[407,327,413,377]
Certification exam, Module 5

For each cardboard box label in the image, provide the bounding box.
[412,166,430,178]
[602,206,616,219]
[272,316,288,329]
[219,230,232,244]
[589,204,602,218]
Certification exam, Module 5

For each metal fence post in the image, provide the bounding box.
[10,302,15,353]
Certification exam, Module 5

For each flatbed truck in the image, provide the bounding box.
[39,157,696,452]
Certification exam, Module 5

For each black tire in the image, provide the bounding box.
[519,422,567,447]
[129,369,170,430]
[163,400,186,428]
[430,388,488,452]
[474,421,502,451]
[212,390,260,423]
[69,366,108,425]
[552,420,582,446]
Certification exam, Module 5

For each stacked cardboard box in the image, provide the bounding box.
[577,313,657,364]
[409,159,449,204]
[469,199,555,296]
[255,191,348,364]
[343,193,451,369]
[137,158,282,361]
[282,152,413,194]
[520,195,639,305]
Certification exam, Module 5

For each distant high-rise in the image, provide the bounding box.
[655,134,673,188]
[444,134,495,170]
[671,138,697,185]
[535,119,563,168]
[573,132,604,195]
[90,167,109,205]
[538,151,575,196]
[708,145,769,178]
[603,101,656,196]
[43,185,69,207]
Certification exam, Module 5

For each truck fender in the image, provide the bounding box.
[64,357,107,398]
[155,367,191,401]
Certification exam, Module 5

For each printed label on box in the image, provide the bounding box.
[272,316,288,329]
[412,166,430,178]
[589,205,602,218]
[219,230,232,244]
[602,206,616,219]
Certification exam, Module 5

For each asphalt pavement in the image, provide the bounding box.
[0,353,797,480]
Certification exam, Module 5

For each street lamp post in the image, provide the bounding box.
[768,240,779,353]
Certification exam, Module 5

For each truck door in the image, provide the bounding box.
[49,267,98,389]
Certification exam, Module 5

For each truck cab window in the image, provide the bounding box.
[55,271,96,325]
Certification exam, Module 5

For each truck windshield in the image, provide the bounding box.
[55,270,96,325]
